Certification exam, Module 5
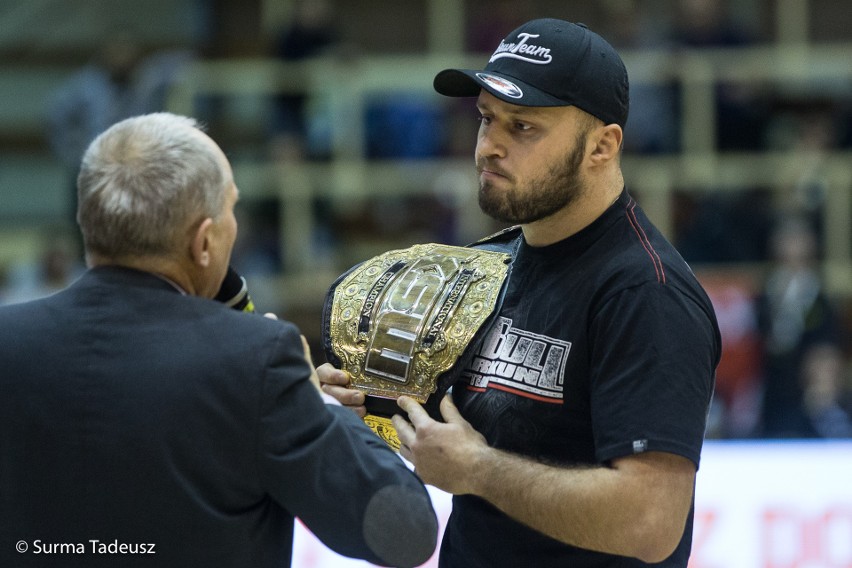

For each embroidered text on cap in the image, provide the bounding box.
[489,32,553,65]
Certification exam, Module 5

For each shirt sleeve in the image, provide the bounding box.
[588,282,718,468]
[255,323,438,567]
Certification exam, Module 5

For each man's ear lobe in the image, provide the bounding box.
[190,217,214,267]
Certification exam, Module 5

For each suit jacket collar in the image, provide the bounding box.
[80,266,187,296]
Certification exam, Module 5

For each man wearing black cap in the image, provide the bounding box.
[320,18,720,567]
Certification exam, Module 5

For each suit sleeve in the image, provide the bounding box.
[256,323,438,567]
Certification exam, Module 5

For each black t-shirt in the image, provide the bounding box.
[440,190,721,568]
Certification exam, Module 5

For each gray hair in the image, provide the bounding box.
[77,112,226,259]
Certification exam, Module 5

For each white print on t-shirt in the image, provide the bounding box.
[463,317,570,402]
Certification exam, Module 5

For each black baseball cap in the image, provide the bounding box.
[434,18,629,128]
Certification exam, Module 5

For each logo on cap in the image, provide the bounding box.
[489,32,553,65]
[476,73,523,99]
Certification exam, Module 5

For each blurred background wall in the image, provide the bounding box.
[1,0,851,439]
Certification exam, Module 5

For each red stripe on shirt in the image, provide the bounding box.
[465,382,563,404]
[625,199,666,284]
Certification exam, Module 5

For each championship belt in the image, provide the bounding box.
[322,243,512,450]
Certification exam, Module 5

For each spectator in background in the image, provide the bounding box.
[46,30,194,225]
[264,0,342,275]
[0,230,84,306]
[703,276,764,438]
[268,0,340,161]
[47,31,146,174]
[674,188,773,264]
[800,344,852,438]
[766,104,841,242]
[671,0,752,47]
[755,216,847,437]
[597,0,680,154]
[669,0,771,151]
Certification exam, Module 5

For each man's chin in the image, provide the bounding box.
[478,195,518,225]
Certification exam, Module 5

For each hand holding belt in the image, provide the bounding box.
[322,243,511,450]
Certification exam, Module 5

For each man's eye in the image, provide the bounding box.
[477,115,491,125]
[515,122,532,131]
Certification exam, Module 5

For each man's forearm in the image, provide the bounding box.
[393,395,696,563]
[468,448,694,564]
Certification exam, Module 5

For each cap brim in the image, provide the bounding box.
[433,68,567,107]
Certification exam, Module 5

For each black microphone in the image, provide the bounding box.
[214,266,255,313]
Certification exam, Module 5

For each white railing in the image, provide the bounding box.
[166,45,852,297]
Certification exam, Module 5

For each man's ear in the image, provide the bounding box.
[589,124,623,164]
[190,217,214,267]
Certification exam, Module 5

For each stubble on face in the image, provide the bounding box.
[476,129,589,225]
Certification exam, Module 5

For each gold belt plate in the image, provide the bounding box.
[327,243,511,407]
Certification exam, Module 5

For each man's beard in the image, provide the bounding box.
[476,133,587,225]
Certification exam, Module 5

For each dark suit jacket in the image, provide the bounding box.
[0,266,437,567]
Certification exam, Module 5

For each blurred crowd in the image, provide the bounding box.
[1,0,850,439]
